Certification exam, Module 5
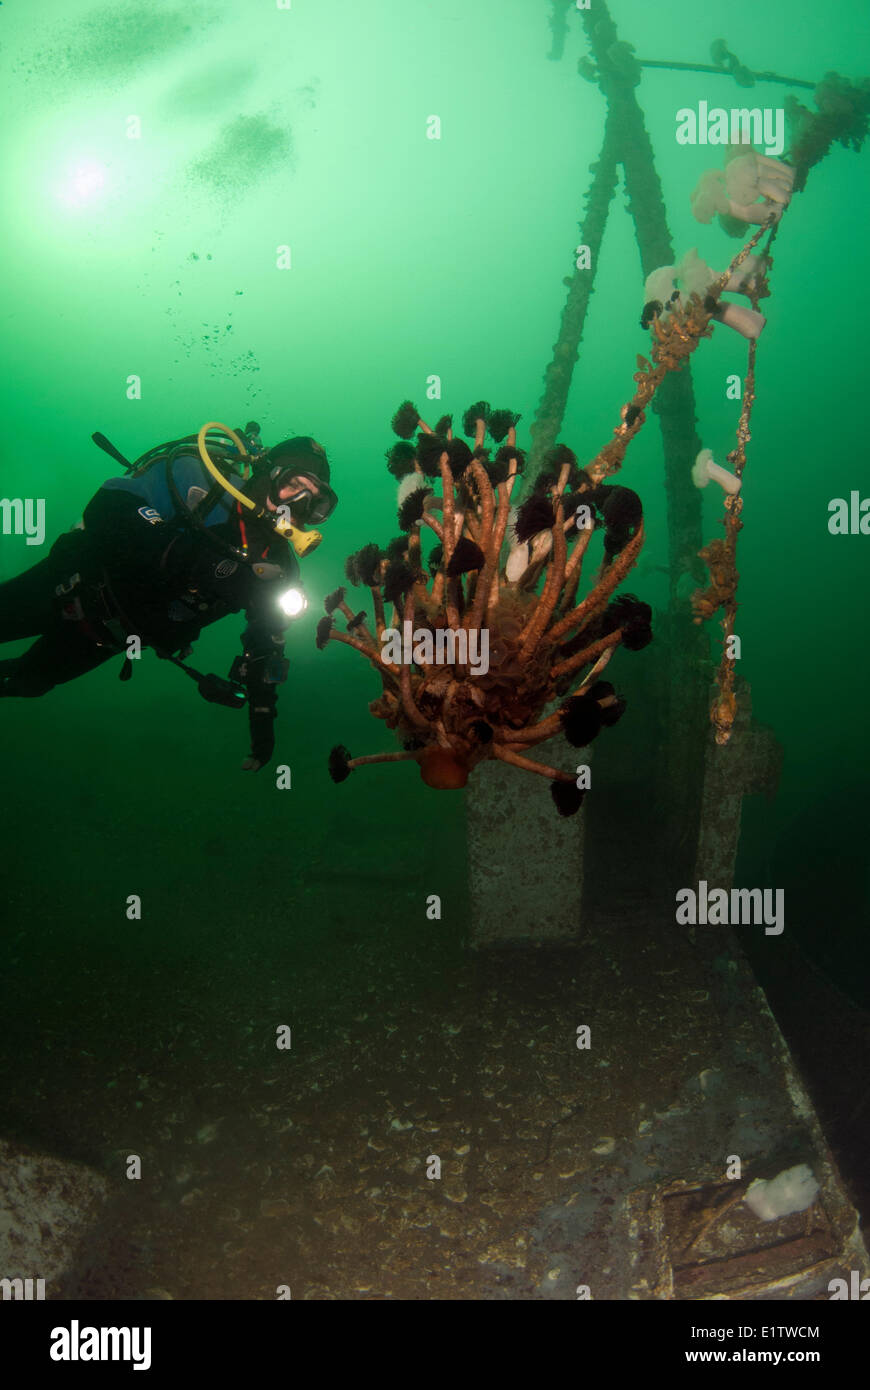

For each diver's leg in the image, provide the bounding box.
[0,624,114,697]
[0,531,90,642]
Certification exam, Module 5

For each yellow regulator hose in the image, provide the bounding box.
[196,420,321,554]
[196,421,254,509]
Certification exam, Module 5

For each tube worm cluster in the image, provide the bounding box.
[320,185,783,798]
[320,402,651,816]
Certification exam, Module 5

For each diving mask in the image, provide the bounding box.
[270,470,338,524]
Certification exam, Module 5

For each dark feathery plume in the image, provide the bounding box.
[603,594,652,650]
[385,440,417,479]
[383,559,417,604]
[446,537,485,576]
[461,400,490,437]
[391,400,420,438]
[445,438,473,476]
[328,745,352,782]
[515,494,555,542]
[587,680,615,701]
[489,445,526,484]
[561,694,603,747]
[551,781,586,817]
[543,443,583,489]
[532,469,559,495]
[494,444,525,471]
[398,484,432,531]
[386,535,410,561]
[599,696,627,726]
[598,485,643,558]
[356,544,383,587]
[416,432,447,477]
[487,409,520,443]
[544,443,577,470]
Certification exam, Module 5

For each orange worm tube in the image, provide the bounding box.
[492,744,575,783]
[548,525,644,643]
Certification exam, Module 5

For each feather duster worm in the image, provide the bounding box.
[320,400,651,815]
[320,209,780,784]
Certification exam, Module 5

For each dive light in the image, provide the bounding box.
[276,514,323,556]
[279,587,308,618]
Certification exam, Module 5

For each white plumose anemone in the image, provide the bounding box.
[692,448,742,496]
[744,1164,819,1222]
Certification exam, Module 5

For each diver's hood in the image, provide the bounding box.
[268,436,331,482]
[266,436,338,521]
[242,473,274,510]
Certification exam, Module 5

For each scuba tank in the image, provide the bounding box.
[90,421,323,557]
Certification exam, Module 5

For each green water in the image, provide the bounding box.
[0,0,868,1301]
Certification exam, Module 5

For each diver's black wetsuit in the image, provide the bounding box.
[0,458,299,768]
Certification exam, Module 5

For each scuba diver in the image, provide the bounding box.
[0,421,338,771]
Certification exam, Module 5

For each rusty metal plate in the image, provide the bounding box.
[661,1179,838,1298]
